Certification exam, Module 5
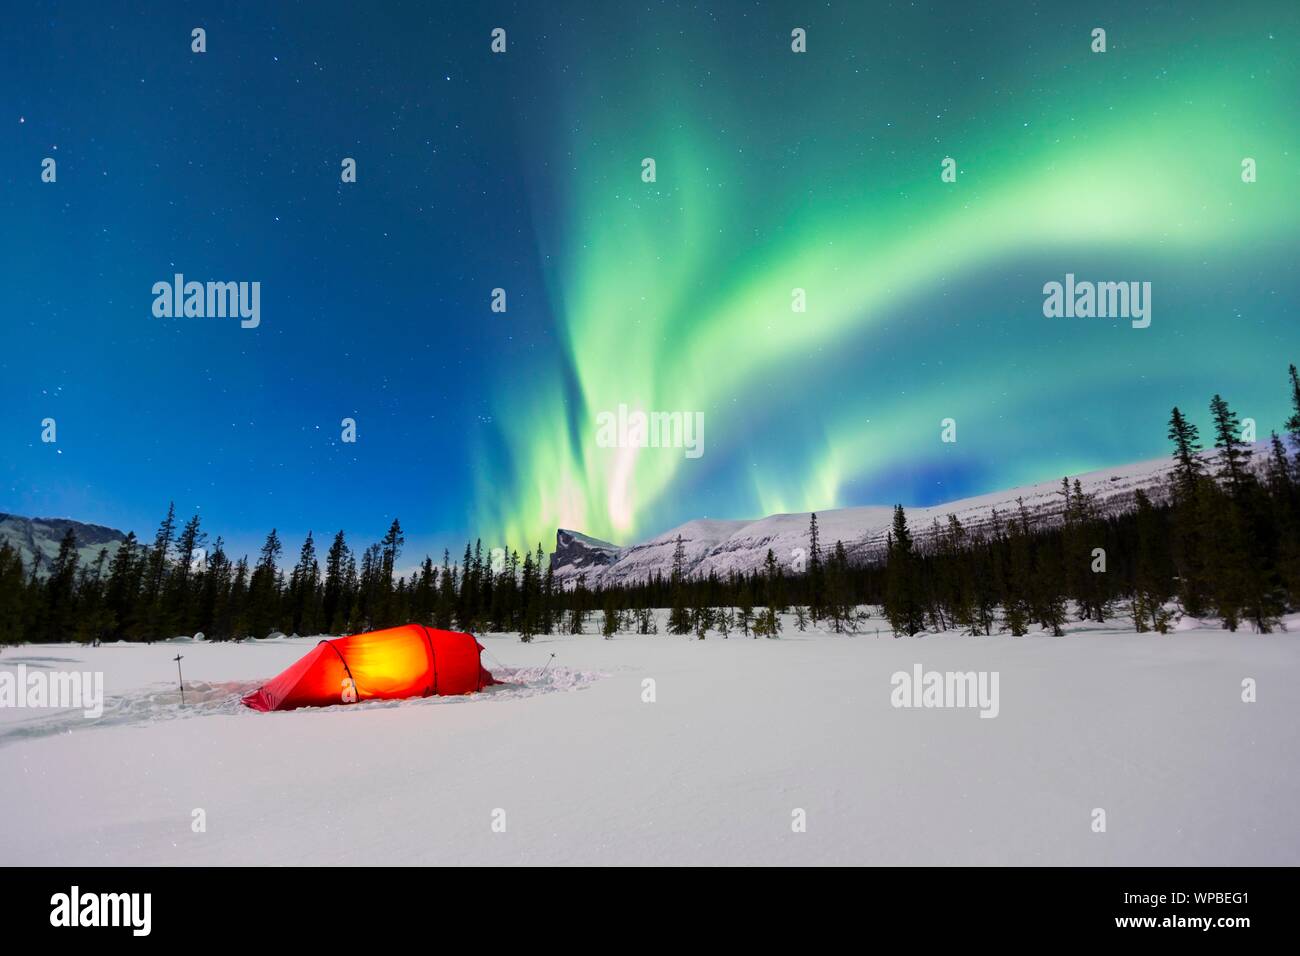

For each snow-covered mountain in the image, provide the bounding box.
[0,513,127,577]
[550,450,1226,587]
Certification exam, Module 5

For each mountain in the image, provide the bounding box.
[0,513,128,577]
[549,449,1232,587]
[551,529,622,576]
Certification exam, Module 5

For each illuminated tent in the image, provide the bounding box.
[241,624,498,712]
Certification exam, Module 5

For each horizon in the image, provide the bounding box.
[7,429,1289,578]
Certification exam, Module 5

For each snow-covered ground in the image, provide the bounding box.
[1,613,1297,866]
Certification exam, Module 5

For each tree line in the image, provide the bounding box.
[2,364,1298,644]
[0,514,571,644]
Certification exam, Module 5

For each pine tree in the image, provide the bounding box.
[247,529,283,638]
[541,559,556,635]
[202,537,234,640]
[1168,407,1206,494]
[1001,501,1032,636]
[377,519,404,626]
[600,587,621,639]
[167,513,206,633]
[1032,530,1069,637]
[667,534,691,634]
[1206,394,1282,630]
[692,603,713,640]
[519,550,537,641]
[1204,481,1247,630]
[1132,489,1171,633]
[140,503,177,640]
[566,580,589,634]
[288,532,320,635]
[939,514,975,633]
[736,572,754,636]
[321,531,349,634]
[826,540,853,633]
[1071,480,1111,621]
[883,505,922,635]
[40,528,80,641]
[71,548,111,644]
[807,513,825,620]
[0,543,27,645]
[1285,364,1300,471]
[228,557,250,639]
[1166,407,1211,617]
[1266,433,1300,604]
[1209,394,1252,495]
[760,548,783,637]
[1059,478,1086,618]
[104,531,142,640]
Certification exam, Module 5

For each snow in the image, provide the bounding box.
[1,613,1297,865]
[555,446,1276,586]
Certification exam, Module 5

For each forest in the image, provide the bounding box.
[2,365,1298,645]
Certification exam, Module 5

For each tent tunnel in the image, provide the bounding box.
[241,624,499,711]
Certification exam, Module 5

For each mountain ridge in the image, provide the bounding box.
[0,513,128,576]
[548,448,1248,587]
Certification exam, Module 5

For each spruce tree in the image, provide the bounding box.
[1166,407,1211,617]
[1032,533,1069,636]
[288,532,320,635]
[377,519,404,626]
[247,529,283,638]
[104,531,141,640]
[1285,364,1300,471]
[0,543,27,646]
[41,528,80,642]
[1266,433,1300,604]
[883,505,922,636]
[1209,394,1252,495]
[825,540,853,633]
[167,513,205,633]
[322,531,349,634]
[806,513,824,620]
[541,560,556,635]
[761,548,783,637]
[229,558,250,639]
[1132,489,1170,632]
[1001,501,1032,636]
[140,503,177,640]
[202,537,233,640]
[667,534,691,634]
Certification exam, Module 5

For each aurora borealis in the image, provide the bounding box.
[476,2,1300,548]
[4,2,1298,561]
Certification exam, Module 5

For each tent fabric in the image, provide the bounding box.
[241,624,498,711]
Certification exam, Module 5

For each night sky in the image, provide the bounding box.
[3,1,1297,565]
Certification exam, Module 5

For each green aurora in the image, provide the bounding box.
[475,3,1299,549]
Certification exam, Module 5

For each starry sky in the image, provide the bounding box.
[3,1,1298,565]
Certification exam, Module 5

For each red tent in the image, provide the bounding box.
[242,624,498,712]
